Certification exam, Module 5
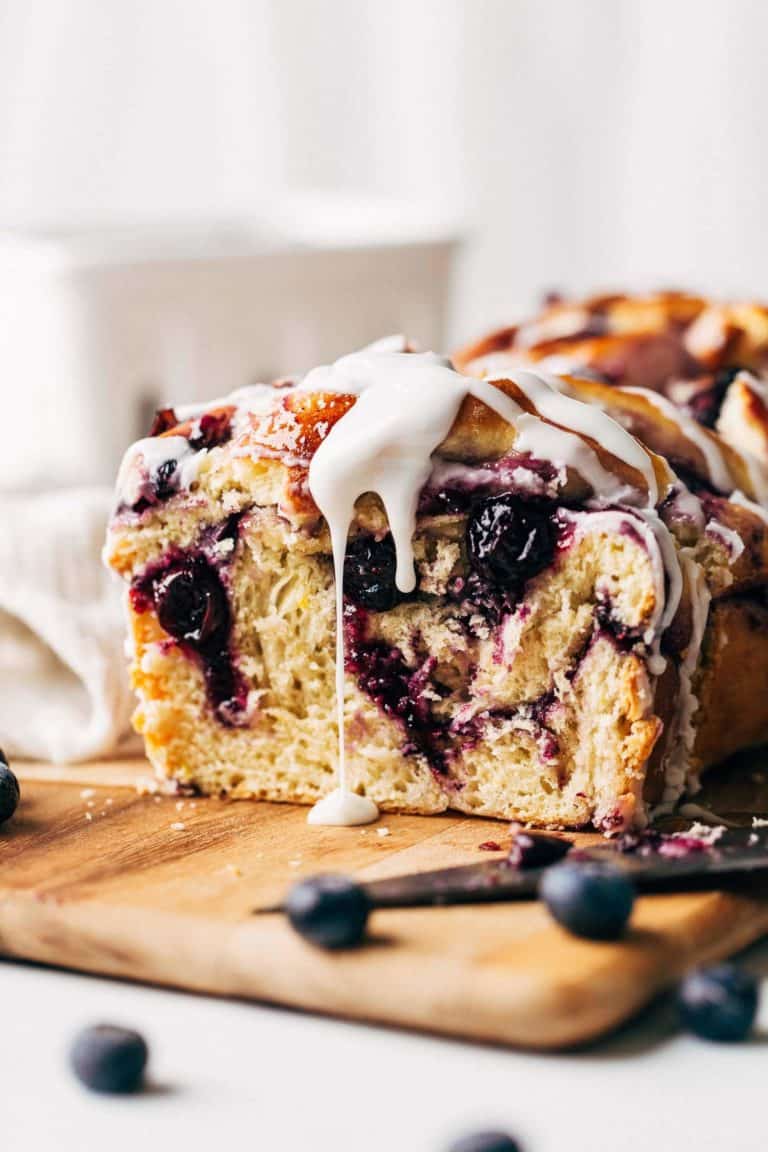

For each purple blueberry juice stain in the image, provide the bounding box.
[130,515,249,726]
[123,409,234,515]
[616,828,714,858]
[594,600,643,648]
[418,455,560,516]
[343,605,451,775]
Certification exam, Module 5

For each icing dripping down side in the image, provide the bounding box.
[298,348,667,827]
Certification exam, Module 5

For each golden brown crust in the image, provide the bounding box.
[694,596,768,768]
[454,291,768,476]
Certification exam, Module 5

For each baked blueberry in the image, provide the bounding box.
[343,534,400,611]
[154,562,226,645]
[448,1131,522,1152]
[0,761,20,825]
[678,964,759,1042]
[153,458,180,502]
[285,874,370,949]
[70,1024,148,1094]
[467,495,555,587]
[540,861,635,940]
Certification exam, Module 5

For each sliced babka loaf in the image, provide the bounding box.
[105,344,768,831]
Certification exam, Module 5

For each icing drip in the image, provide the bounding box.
[512,371,660,505]
[656,551,711,811]
[622,386,735,494]
[298,348,666,826]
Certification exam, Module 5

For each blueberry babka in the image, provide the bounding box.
[105,340,768,832]
[454,291,768,470]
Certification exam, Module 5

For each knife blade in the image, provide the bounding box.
[360,827,768,909]
[254,827,768,914]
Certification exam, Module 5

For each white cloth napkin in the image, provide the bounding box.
[0,488,136,762]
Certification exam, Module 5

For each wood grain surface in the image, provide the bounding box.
[2,756,768,1050]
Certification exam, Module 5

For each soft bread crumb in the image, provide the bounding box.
[114,502,681,829]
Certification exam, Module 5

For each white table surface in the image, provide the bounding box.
[5,936,768,1152]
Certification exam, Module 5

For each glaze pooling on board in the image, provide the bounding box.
[297,347,688,825]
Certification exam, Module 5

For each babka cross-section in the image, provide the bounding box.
[105,342,768,832]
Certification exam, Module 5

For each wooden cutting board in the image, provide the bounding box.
[3,757,768,1051]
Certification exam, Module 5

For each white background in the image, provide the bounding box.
[2,0,768,486]
[6,939,768,1151]
[1,0,768,341]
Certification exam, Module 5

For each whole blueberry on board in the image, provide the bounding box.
[678,964,759,1043]
[448,1131,522,1152]
[539,861,635,940]
[0,755,20,825]
[70,1024,149,1094]
[285,874,371,949]
[466,494,555,588]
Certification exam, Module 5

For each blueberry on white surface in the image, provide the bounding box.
[0,759,20,825]
[285,874,370,949]
[448,1131,522,1152]
[70,1024,148,1094]
[678,964,759,1042]
[539,861,635,940]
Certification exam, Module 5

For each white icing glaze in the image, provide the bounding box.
[732,488,768,524]
[306,787,378,827]
[664,483,706,530]
[741,450,768,507]
[512,415,637,507]
[300,351,466,593]
[706,519,746,560]
[622,386,735,494]
[303,352,659,593]
[513,371,659,505]
[656,550,711,811]
[115,435,200,508]
[299,348,665,826]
